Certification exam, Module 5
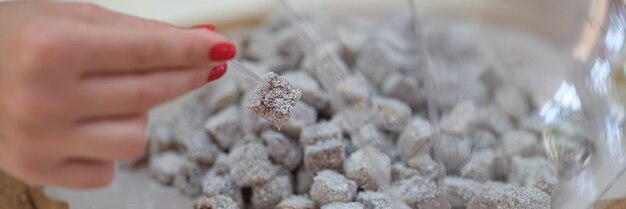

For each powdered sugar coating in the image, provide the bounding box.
[310,170,358,205]
[248,71,302,128]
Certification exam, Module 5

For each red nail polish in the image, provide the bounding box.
[209,43,237,61]
[207,63,228,82]
[192,24,216,31]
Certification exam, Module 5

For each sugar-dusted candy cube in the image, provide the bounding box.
[444,177,483,209]
[509,156,558,195]
[304,139,345,173]
[391,162,420,182]
[355,40,404,85]
[283,71,330,111]
[207,77,241,114]
[181,131,220,167]
[228,142,278,187]
[212,153,231,176]
[397,117,434,160]
[432,134,472,175]
[202,174,244,208]
[149,152,189,185]
[394,176,441,209]
[310,170,358,205]
[470,129,497,152]
[300,122,343,147]
[407,154,445,181]
[478,106,515,136]
[356,191,392,209]
[261,130,302,170]
[331,105,374,134]
[380,72,425,108]
[350,124,398,160]
[248,71,302,128]
[502,130,537,157]
[321,202,364,209]
[329,73,372,110]
[372,97,412,133]
[519,112,544,134]
[345,147,392,190]
[303,43,351,92]
[252,175,293,209]
[194,195,240,209]
[494,85,530,121]
[173,162,205,197]
[277,195,316,209]
[460,150,496,182]
[281,102,318,139]
[467,182,550,209]
[205,105,244,150]
[440,101,480,136]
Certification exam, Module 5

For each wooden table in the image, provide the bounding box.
[0,170,623,209]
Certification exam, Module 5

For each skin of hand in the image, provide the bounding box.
[0,2,236,188]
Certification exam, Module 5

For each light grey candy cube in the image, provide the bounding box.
[205,105,244,150]
[394,176,441,209]
[149,152,189,185]
[467,182,550,209]
[397,116,434,160]
[281,102,318,139]
[391,162,421,182]
[321,202,364,209]
[261,130,302,171]
[502,130,538,157]
[355,40,404,85]
[509,156,558,195]
[440,101,480,136]
[380,72,425,108]
[444,177,483,209]
[310,170,358,206]
[193,195,240,209]
[432,134,471,175]
[202,174,244,208]
[494,85,530,121]
[356,191,392,209]
[252,175,293,209]
[300,122,343,147]
[304,139,345,173]
[173,161,205,198]
[460,150,496,182]
[345,147,392,190]
[283,71,330,111]
[277,195,316,209]
[372,97,412,134]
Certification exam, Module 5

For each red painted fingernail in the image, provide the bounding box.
[192,24,216,31]
[209,43,237,61]
[207,63,228,82]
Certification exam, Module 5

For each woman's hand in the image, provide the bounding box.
[0,2,235,188]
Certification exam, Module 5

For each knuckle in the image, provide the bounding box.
[14,27,69,70]
[7,91,50,121]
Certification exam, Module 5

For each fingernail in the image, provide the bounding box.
[207,63,228,82]
[209,43,237,61]
[192,24,216,31]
